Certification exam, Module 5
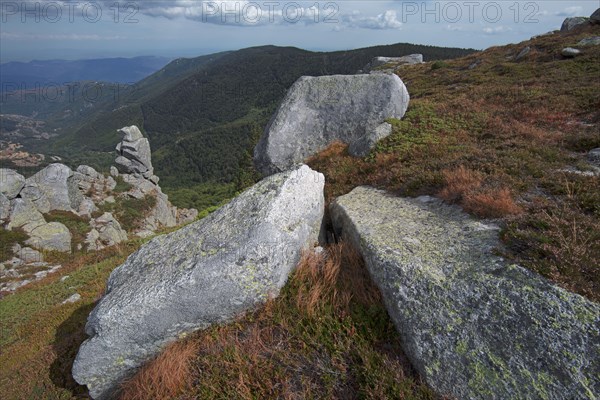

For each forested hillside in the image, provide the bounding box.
[13,43,474,209]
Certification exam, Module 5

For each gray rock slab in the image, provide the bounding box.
[330,186,600,400]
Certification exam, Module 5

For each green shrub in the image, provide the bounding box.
[431,60,448,70]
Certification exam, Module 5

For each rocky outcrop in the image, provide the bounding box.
[561,17,589,32]
[254,74,409,175]
[362,54,423,73]
[115,126,154,179]
[0,169,25,199]
[85,213,127,251]
[330,187,600,400]
[73,165,325,399]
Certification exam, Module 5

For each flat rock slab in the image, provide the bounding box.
[254,74,409,176]
[330,187,599,400]
[73,165,325,399]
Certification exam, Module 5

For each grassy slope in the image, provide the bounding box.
[0,27,598,400]
[309,25,600,300]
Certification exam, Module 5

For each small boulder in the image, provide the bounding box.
[0,169,25,199]
[73,165,324,399]
[254,74,409,175]
[330,187,600,400]
[109,166,119,178]
[7,198,46,231]
[561,17,589,31]
[562,47,582,57]
[16,247,43,264]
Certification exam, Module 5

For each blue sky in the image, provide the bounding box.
[1,1,598,62]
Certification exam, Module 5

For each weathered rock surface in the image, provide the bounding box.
[73,165,325,399]
[0,169,25,199]
[515,46,531,61]
[7,198,45,231]
[588,148,600,167]
[27,164,74,212]
[115,126,154,178]
[330,187,600,400]
[561,17,589,31]
[254,74,409,175]
[26,222,72,253]
[0,193,10,222]
[578,36,600,46]
[86,213,127,251]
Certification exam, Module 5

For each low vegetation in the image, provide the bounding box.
[309,25,600,301]
[96,195,157,232]
[120,243,438,400]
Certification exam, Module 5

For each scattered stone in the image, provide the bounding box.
[115,126,154,178]
[578,36,600,46]
[561,17,589,32]
[330,186,600,400]
[254,74,409,175]
[62,293,82,304]
[515,46,531,61]
[109,166,119,177]
[0,169,25,199]
[73,165,325,400]
[562,47,582,57]
[467,60,481,70]
[61,275,70,282]
[531,30,557,39]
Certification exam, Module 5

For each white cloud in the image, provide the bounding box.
[482,26,512,35]
[342,10,403,30]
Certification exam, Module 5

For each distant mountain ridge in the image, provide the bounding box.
[0,56,172,90]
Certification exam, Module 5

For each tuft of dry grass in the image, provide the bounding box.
[120,339,198,400]
[438,165,483,203]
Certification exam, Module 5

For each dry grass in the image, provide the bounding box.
[119,242,438,400]
[438,166,483,203]
[120,339,198,400]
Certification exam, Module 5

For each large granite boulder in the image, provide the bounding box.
[115,126,154,178]
[26,163,74,212]
[561,17,589,31]
[7,198,46,231]
[330,187,600,400]
[73,165,325,399]
[254,74,409,176]
[0,169,25,199]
